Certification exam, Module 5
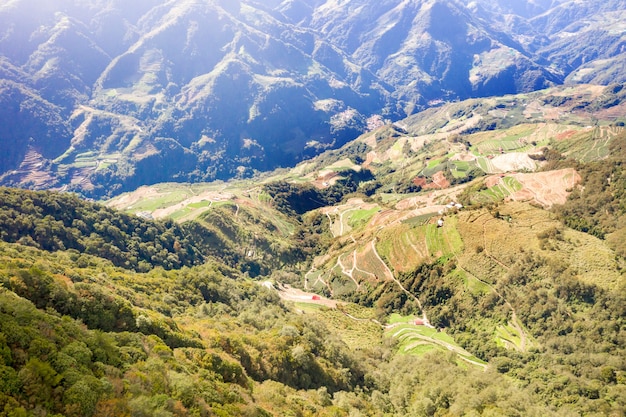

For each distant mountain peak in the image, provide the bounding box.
[0,0,624,197]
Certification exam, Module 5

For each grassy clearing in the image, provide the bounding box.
[496,323,523,350]
[293,302,327,313]
[388,313,417,324]
[347,207,380,229]
[465,273,492,295]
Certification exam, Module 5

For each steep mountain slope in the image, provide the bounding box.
[309,0,559,108]
[0,0,625,198]
[1,84,626,415]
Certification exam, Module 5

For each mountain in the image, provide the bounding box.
[0,0,625,198]
[0,84,625,415]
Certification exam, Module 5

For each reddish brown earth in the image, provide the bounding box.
[508,168,580,208]
[424,171,451,190]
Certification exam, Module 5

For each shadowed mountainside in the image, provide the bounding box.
[0,0,625,197]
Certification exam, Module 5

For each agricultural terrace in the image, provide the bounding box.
[318,305,383,350]
[386,314,486,367]
[472,175,523,204]
[347,206,381,229]
[322,199,378,237]
[456,202,621,290]
[555,125,624,162]
[377,216,463,272]
[107,182,229,215]
[354,240,393,282]
[448,159,478,179]
[468,123,556,155]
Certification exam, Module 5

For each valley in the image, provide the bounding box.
[99,84,626,412]
[0,0,625,411]
[0,83,625,414]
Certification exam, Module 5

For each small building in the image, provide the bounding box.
[437,218,444,227]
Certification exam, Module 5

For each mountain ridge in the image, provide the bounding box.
[1,0,625,197]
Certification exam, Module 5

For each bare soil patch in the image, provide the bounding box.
[490,153,537,172]
[275,283,338,308]
[424,171,450,190]
[509,168,580,208]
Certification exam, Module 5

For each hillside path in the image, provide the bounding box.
[372,238,433,327]
[444,224,528,351]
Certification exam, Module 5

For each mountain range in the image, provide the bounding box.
[0,0,625,197]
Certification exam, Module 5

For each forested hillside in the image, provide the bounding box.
[1,83,626,415]
[1,163,625,415]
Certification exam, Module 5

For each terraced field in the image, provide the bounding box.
[377,224,430,273]
[386,315,486,367]
[556,125,624,162]
[376,217,463,272]
[475,175,523,203]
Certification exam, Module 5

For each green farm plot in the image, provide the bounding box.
[387,322,486,366]
[125,190,198,212]
[557,126,623,162]
[168,200,217,221]
[293,302,327,312]
[442,218,464,254]
[378,193,410,205]
[402,212,438,226]
[472,125,538,155]
[347,207,380,229]
[421,158,446,177]
[475,176,522,203]
[450,160,470,175]
[187,200,212,209]
[74,151,98,161]
[383,218,463,267]
[425,224,449,259]
[476,156,495,173]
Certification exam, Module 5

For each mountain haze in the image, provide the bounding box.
[0,0,625,197]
